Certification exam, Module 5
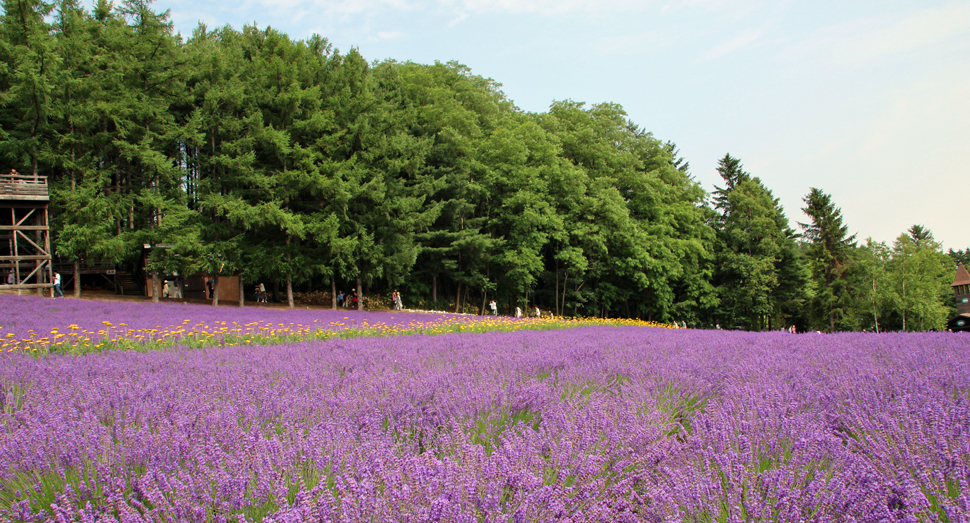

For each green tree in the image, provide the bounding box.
[853,238,892,332]
[712,154,807,330]
[885,227,952,331]
[947,247,970,268]
[0,0,56,176]
[799,188,857,331]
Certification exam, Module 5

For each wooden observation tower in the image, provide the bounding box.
[1,170,53,294]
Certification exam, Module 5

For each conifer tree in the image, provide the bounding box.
[799,188,857,331]
[712,155,807,330]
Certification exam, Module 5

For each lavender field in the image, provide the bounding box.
[2,295,658,354]
[2,314,970,522]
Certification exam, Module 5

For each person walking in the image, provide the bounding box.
[52,271,62,297]
[489,299,497,316]
[515,306,522,318]
[337,290,344,307]
[394,290,403,311]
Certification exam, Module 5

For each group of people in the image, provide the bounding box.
[391,290,404,311]
[4,269,64,297]
[512,305,545,318]
[161,278,183,299]
[335,290,359,308]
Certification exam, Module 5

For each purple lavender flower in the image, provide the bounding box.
[1,308,969,521]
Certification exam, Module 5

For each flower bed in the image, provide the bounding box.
[0,295,671,354]
[1,326,969,521]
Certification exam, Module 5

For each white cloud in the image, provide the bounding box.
[236,0,418,17]
[698,27,764,61]
[783,3,970,68]
[591,32,667,56]
[439,0,649,15]
[375,30,408,39]
[438,0,775,16]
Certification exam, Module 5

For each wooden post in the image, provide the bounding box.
[151,271,159,303]
[356,275,363,311]
[0,174,52,294]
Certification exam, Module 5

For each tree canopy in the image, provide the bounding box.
[0,1,959,330]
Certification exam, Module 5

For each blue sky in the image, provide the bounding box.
[156,0,969,250]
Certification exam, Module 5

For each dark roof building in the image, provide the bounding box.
[947,263,970,331]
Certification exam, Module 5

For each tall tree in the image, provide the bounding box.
[0,0,56,175]
[799,188,857,331]
[712,155,807,330]
[885,227,952,331]
[853,238,891,333]
[947,247,970,268]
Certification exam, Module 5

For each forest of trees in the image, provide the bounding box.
[0,0,961,331]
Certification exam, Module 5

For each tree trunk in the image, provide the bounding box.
[239,275,245,307]
[211,277,219,306]
[872,277,880,333]
[286,235,294,308]
[73,260,80,298]
[356,275,363,311]
[286,274,294,309]
[35,213,43,297]
[455,282,462,313]
[561,270,569,318]
[432,275,437,307]
[555,262,559,316]
[151,271,159,303]
[331,275,337,310]
[901,278,906,331]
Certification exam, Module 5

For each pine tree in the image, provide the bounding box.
[712,155,807,330]
[799,188,857,331]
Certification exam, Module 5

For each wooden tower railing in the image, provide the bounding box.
[1,171,53,293]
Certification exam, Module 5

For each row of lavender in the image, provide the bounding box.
[0,294,500,355]
[0,295,673,354]
[0,294,455,337]
[2,327,969,521]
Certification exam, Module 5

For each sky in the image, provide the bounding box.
[154,0,969,249]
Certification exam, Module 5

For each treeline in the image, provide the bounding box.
[0,0,958,330]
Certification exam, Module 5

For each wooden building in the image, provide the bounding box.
[144,274,239,301]
[0,171,53,294]
[141,244,239,301]
[948,263,970,331]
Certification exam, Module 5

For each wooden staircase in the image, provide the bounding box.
[116,272,143,296]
